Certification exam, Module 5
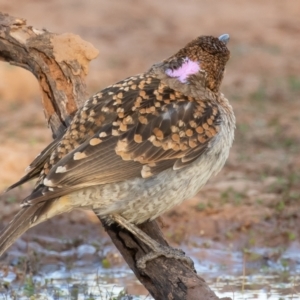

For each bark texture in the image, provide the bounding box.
[0,12,231,300]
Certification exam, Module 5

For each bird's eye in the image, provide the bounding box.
[169,59,183,71]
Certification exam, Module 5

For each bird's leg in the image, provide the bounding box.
[110,214,194,270]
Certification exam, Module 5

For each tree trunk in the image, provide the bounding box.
[0,12,231,300]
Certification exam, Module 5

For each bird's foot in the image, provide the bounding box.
[137,244,194,270]
[108,214,195,271]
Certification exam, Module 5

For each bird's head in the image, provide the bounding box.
[162,34,230,93]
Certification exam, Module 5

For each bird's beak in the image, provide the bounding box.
[218,34,230,45]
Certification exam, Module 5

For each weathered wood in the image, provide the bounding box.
[0,12,98,137]
[105,221,227,300]
[0,12,230,300]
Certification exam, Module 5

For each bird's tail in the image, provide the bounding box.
[0,195,74,257]
[0,203,47,257]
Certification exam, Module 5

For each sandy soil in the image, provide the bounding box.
[0,0,300,286]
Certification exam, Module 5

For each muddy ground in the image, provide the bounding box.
[0,0,300,297]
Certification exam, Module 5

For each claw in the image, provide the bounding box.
[137,244,195,271]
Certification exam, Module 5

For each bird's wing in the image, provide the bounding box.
[23,74,221,205]
[4,136,63,192]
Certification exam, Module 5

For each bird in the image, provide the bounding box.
[0,34,235,268]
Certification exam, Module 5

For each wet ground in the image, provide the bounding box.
[0,0,300,299]
[1,225,300,299]
[1,204,300,299]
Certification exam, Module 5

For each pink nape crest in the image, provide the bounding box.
[165,58,200,83]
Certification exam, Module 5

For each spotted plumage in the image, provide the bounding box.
[0,34,235,260]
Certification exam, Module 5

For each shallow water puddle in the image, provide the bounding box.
[1,239,300,299]
[1,267,300,299]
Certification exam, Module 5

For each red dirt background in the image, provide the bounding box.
[0,0,300,285]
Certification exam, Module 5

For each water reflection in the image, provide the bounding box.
[1,238,300,299]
